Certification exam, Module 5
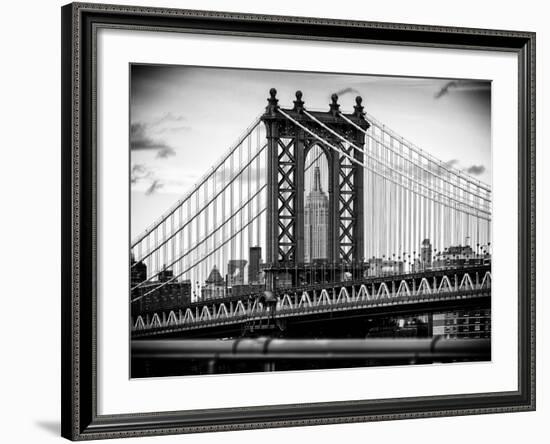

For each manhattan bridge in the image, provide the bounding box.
[129,89,491,374]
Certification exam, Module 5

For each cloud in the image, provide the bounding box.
[131,164,168,195]
[151,113,191,134]
[434,80,490,99]
[434,81,459,99]
[131,163,203,196]
[212,164,267,187]
[391,157,487,184]
[130,112,188,156]
[444,159,459,167]
[334,87,361,98]
[156,147,176,158]
[130,122,171,151]
[130,164,153,184]
[154,125,191,135]
[440,159,486,176]
[153,112,186,126]
[464,164,486,175]
[145,180,164,195]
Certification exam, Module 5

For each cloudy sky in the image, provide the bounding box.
[130,64,491,238]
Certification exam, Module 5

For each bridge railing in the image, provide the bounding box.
[132,337,491,369]
[131,268,491,334]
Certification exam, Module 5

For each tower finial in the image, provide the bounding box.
[354,95,365,119]
[293,90,305,113]
[329,93,340,116]
[265,88,279,116]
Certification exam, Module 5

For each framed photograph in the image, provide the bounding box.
[61,2,535,440]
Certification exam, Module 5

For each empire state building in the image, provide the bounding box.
[304,166,329,263]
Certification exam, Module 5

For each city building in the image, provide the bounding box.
[304,166,329,263]
[248,246,262,284]
[130,254,147,286]
[420,238,432,269]
[432,309,491,339]
[429,244,491,339]
[227,259,247,286]
[202,265,226,300]
[131,266,192,318]
[229,283,265,298]
[274,271,293,288]
[366,315,431,338]
[366,257,404,276]
[433,244,491,269]
[158,266,174,282]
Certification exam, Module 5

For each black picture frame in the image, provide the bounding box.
[61,2,536,440]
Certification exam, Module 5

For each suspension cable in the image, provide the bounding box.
[302,109,489,214]
[364,111,491,193]
[131,116,263,247]
[337,111,491,204]
[132,143,267,267]
[131,208,266,303]
[284,108,490,219]
[131,184,266,292]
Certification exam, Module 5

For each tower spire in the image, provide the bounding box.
[313,166,322,192]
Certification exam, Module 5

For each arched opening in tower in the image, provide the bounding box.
[303,144,330,265]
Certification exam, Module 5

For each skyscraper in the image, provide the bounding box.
[248,246,262,284]
[130,254,147,286]
[202,265,225,300]
[227,259,247,286]
[421,238,432,270]
[304,166,329,263]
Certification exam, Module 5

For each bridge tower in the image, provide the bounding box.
[261,89,370,290]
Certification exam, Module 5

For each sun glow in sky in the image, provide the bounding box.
[130,65,491,239]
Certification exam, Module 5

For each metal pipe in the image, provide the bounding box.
[132,337,490,361]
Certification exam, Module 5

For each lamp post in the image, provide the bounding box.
[262,290,279,330]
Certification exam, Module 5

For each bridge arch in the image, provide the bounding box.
[303,143,333,264]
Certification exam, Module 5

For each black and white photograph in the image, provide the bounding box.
[129,65,493,378]
[0,0,537,442]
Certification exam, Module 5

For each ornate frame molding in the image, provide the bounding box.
[61,2,535,440]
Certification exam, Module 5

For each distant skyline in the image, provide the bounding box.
[130,64,491,239]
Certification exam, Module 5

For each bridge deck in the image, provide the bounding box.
[132,265,491,338]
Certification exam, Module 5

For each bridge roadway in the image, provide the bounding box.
[132,264,491,339]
